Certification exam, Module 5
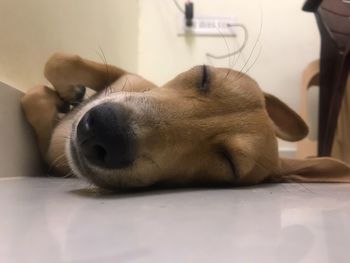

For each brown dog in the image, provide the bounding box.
[21,53,350,190]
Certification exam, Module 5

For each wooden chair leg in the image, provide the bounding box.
[332,76,350,163]
[297,60,319,159]
[323,53,350,155]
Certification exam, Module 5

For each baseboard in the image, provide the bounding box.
[279,147,297,158]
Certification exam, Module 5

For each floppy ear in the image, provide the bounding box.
[264,92,308,141]
[272,157,350,183]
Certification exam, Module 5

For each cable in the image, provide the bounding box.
[171,1,248,60]
[173,0,194,27]
[206,24,248,59]
[185,2,194,27]
[172,0,185,14]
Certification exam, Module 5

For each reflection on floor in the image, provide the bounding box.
[1,177,350,263]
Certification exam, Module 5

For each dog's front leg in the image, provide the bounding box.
[44,52,127,103]
[21,85,68,158]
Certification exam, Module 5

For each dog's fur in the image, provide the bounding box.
[21,53,350,190]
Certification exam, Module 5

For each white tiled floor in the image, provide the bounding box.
[1,177,350,263]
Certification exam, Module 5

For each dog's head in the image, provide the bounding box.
[67,66,350,189]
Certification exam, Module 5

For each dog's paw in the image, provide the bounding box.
[21,85,68,125]
[21,86,60,108]
[70,85,86,106]
[55,85,86,106]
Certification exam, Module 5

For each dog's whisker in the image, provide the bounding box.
[280,184,293,193]
[217,24,249,87]
[229,25,247,72]
[48,153,66,172]
[235,148,278,175]
[61,135,72,140]
[54,117,62,122]
[53,163,69,171]
[142,154,162,171]
[214,25,237,86]
[121,77,129,92]
[297,182,315,194]
[96,47,113,96]
[219,24,233,69]
[234,7,263,81]
[58,170,75,178]
[235,44,262,83]
[204,19,241,86]
[244,44,262,75]
[52,157,70,168]
[63,170,74,178]
[121,79,127,92]
[230,27,247,70]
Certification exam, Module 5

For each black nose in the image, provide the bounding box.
[76,103,136,169]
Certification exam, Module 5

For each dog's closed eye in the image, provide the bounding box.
[199,65,210,92]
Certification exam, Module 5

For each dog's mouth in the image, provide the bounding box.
[68,137,87,177]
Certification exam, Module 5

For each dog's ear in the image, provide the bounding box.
[264,92,308,142]
[271,157,350,183]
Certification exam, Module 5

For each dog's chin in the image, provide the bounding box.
[67,138,152,190]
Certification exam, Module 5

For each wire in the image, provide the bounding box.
[206,24,248,59]
[172,0,185,14]
[171,1,248,60]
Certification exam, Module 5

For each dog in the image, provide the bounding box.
[21,53,350,190]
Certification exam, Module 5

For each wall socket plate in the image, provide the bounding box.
[178,16,237,37]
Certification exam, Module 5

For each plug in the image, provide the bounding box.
[185,1,194,27]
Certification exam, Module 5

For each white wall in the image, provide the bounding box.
[137,0,320,150]
[0,0,138,90]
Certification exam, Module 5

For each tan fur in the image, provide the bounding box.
[21,53,350,189]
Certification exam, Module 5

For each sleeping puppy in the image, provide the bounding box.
[21,53,350,190]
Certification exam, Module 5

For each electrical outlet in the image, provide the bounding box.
[178,17,237,36]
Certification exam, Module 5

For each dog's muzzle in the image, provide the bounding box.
[76,102,136,169]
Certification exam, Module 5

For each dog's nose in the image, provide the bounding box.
[76,103,136,169]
